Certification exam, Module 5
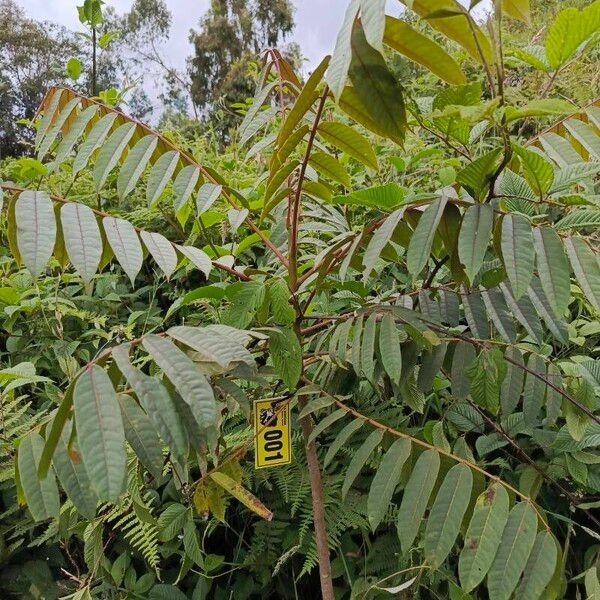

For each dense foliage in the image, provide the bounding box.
[1,0,600,599]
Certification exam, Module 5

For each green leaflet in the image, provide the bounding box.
[397,448,440,552]
[308,151,351,187]
[466,349,507,414]
[61,203,102,283]
[351,315,364,376]
[499,282,543,345]
[339,85,403,144]
[269,327,302,391]
[38,380,75,479]
[500,347,525,415]
[564,119,600,160]
[93,122,136,189]
[52,421,97,520]
[54,105,98,165]
[501,214,534,300]
[18,431,60,521]
[502,0,530,24]
[512,145,554,196]
[486,502,537,600]
[74,366,126,502]
[565,378,595,442]
[481,288,516,343]
[265,160,298,206]
[527,276,569,344]
[298,396,336,419]
[37,97,80,160]
[458,483,509,593]
[564,237,600,312]
[307,409,346,445]
[210,471,272,520]
[318,121,378,170]
[72,112,118,177]
[462,290,489,339]
[239,80,278,139]
[112,344,188,460]
[556,209,600,232]
[177,245,212,278]
[146,150,180,207]
[457,149,502,200]
[446,402,484,434]
[360,0,385,51]
[368,438,411,531]
[423,463,473,568]
[278,56,329,146]
[15,191,56,277]
[585,566,600,600]
[196,182,222,215]
[533,227,570,317]
[505,99,574,122]
[514,531,558,600]
[451,341,476,400]
[342,429,384,499]
[118,395,163,481]
[142,335,218,446]
[149,585,189,600]
[523,354,546,426]
[35,88,64,148]
[117,134,158,199]
[103,216,143,287]
[228,209,249,233]
[348,22,406,144]
[223,281,265,329]
[324,418,365,468]
[240,105,278,146]
[545,2,600,69]
[406,195,448,277]
[140,231,178,280]
[268,278,295,325]
[334,183,405,212]
[379,314,402,385]
[539,132,583,167]
[157,503,189,542]
[172,165,200,212]
[401,0,494,64]
[167,325,254,373]
[363,207,405,280]
[417,343,447,393]
[458,204,493,283]
[383,16,465,85]
[327,0,361,98]
[360,313,378,381]
[277,125,308,166]
[551,163,600,195]
[334,317,354,365]
[545,363,563,426]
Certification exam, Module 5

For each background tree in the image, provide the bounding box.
[187,0,296,134]
[0,0,79,157]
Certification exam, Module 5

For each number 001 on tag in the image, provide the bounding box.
[254,399,291,469]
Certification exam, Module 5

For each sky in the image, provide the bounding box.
[18,0,398,74]
[16,0,482,113]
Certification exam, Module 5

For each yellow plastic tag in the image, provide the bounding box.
[254,399,291,469]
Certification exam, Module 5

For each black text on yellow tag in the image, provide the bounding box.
[254,399,291,469]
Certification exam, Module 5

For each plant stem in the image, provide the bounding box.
[297,396,335,600]
[92,27,97,96]
[286,83,334,600]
